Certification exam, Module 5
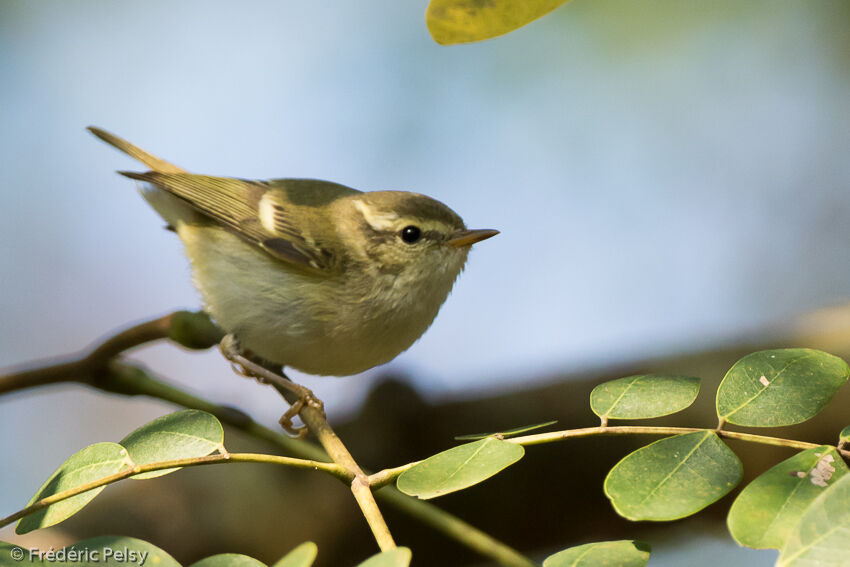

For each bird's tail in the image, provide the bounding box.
[87,126,186,173]
[88,126,200,227]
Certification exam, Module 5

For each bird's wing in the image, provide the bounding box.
[87,127,347,274]
[119,171,336,273]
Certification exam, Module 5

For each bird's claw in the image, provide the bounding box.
[279,399,309,437]
[219,333,326,437]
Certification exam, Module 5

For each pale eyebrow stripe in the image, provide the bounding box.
[353,199,399,231]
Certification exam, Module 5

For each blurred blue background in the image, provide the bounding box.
[1,1,848,564]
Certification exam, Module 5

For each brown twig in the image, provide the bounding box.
[0,314,537,567]
[0,314,174,395]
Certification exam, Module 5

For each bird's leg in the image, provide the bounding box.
[218,334,325,437]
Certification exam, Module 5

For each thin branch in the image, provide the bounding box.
[0,313,174,395]
[225,351,397,552]
[85,314,175,367]
[0,453,347,530]
[369,426,850,488]
[103,361,534,566]
[0,315,536,566]
[375,487,537,567]
[296,409,385,530]
[507,425,850,459]
[369,462,421,489]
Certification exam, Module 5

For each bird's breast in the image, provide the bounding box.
[177,225,456,376]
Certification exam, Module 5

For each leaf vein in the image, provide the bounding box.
[637,432,711,506]
[723,353,814,420]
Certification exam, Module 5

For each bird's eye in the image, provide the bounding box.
[400,225,422,244]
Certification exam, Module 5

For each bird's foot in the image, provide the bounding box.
[219,334,253,378]
[275,380,325,437]
[219,333,326,437]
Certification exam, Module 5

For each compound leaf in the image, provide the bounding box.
[778,474,850,566]
[590,375,700,420]
[190,554,267,567]
[16,442,131,534]
[272,542,318,567]
[398,438,524,499]
[728,446,847,549]
[604,431,741,521]
[716,349,849,427]
[121,410,224,480]
[58,536,180,567]
[543,540,650,567]
[354,548,412,567]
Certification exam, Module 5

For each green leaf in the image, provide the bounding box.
[190,554,267,567]
[397,438,524,499]
[426,0,570,45]
[728,446,847,550]
[455,420,557,440]
[272,542,318,567]
[1,542,27,564]
[121,410,224,479]
[716,349,849,427]
[590,375,700,420]
[778,473,850,566]
[543,540,651,567]
[16,442,132,534]
[839,425,850,444]
[604,431,742,521]
[59,536,181,566]
[354,548,412,567]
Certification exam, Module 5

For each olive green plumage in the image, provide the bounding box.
[89,127,497,375]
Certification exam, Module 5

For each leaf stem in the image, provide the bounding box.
[370,426,850,487]
[0,453,346,530]
[369,462,421,489]
[506,425,848,459]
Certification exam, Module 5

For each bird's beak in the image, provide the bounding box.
[447,228,500,248]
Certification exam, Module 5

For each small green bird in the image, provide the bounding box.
[89,127,497,376]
